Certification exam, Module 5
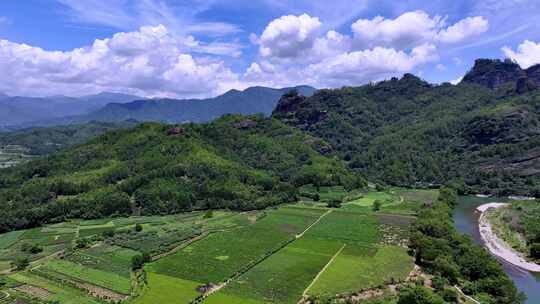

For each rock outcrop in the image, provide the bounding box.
[461,59,540,93]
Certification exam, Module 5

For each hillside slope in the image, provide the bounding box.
[0,121,139,155]
[273,63,540,196]
[0,115,361,232]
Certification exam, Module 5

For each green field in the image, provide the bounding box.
[66,245,139,277]
[133,272,202,304]
[0,195,417,304]
[9,272,101,304]
[209,237,344,303]
[146,207,326,283]
[39,259,132,294]
[0,230,25,249]
[206,208,398,304]
[308,245,413,296]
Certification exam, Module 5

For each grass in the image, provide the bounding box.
[146,207,326,284]
[10,272,101,304]
[308,245,414,296]
[347,192,395,207]
[40,259,131,294]
[132,272,202,304]
[486,207,528,254]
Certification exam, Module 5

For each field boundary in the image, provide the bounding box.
[301,243,346,298]
[296,209,332,239]
[192,209,334,304]
[151,232,210,261]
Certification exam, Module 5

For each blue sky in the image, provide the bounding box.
[0,0,539,98]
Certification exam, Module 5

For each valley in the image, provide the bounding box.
[0,188,422,304]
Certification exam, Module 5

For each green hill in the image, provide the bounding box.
[0,120,139,156]
[273,69,540,196]
[0,115,362,232]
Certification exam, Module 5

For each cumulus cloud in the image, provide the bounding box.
[0,25,240,98]
[351,11,443,49]
[245,44,438,88]
[351,11,488,49]
[304,44,438,87]
[256,14,322,59]
[502,40,540,68]
[436,16,489,43]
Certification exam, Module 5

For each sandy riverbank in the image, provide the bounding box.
[477,203,540,272]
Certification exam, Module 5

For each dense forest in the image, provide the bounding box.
[0,115,363,232]
[0,121,139,155]
[273,60,540,196]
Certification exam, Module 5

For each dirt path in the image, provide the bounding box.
[477,203,540,272]
[454,285,481,304]
[296,209,332,239]
[302,243,346,298]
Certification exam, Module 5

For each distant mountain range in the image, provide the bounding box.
[6,86,315,128]
[0,92,143,126]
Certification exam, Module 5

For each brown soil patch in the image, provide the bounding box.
[75,281,128,302]
[15,285,53,299]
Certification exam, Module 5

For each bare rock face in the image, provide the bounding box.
[166,127,185,135]
[272,90,307,115]
[233,119,257,129]
[461,59,540,93]
[462,59,526,89]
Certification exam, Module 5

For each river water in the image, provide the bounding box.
[453,196,540,303]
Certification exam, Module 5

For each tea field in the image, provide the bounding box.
[0,189,429,304]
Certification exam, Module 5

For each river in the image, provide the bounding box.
[454,196,540,303]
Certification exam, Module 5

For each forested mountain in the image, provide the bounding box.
[40,85,316,126]
[0,121,139,155]
[0,92,143,126]
[273,60,540,196]
[0,115,361,232]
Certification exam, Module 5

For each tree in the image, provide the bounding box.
[12,257,30,270]
[530,243,540,259]
[398,286,445,304]
[327,199,342,208]
[373,200,382,211]
[203,210,214,219]
[131,253,149,270]
[75,238,90,249]
[135,223,143,232]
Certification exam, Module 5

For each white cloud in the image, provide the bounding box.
[304,44,438,87]
[257,14,322,59]
[453,57,462,65]
[244,44,438,88]
[351,11,488,49]
[436,63,446,71]
[436,16,489,44]
[502,40,540,69]
[351,11,443,49]
[0,25,240,98]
